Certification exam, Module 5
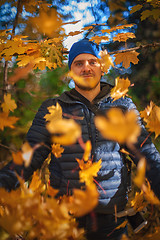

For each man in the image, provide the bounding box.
[0,39,160,240]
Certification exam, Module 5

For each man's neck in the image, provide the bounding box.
[75,83,101,102]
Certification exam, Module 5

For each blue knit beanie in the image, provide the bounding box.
[68,39,101,69]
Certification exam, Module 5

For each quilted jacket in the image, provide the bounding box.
[0,82,160,214]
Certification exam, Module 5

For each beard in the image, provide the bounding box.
[74,75,101,91]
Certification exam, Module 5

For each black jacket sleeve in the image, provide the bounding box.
[0,98,54,191]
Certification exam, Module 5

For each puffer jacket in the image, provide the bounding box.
[0,82,160,214]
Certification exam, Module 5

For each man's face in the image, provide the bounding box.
[70,53,102,91]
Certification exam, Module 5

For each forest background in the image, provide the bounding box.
[0,0,160,239]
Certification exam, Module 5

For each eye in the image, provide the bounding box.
[75,62,83,67]
[89,60,97,66]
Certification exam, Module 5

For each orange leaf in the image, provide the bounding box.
[29,171,43,192]
[1,94,17,113]
[31,9,62,38]
[12,151,23,165]
[83,140,92,162]
[140,101,160,138]
[47,119,81,145]
[95,108,141,144]
[110,77,131,101]
[8,63,34,85]
[130,4,142,14]
[79,159,102,185]
[21,142,34,167]
[44,102,62,122]
[113,32,136,42]
[46,185,59,197]
[68,184,99,217]
[51,143,64,158]
[134,157,146,188]
[99,50,114,74]
[0,112,19,130]
[114,51,139,68]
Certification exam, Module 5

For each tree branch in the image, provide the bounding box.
[2,0,22,99]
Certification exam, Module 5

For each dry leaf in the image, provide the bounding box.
[131,191,146,212]
[0,112,19,130]
[130,4,143,14]
[68,184,99,217]
[110,77,131,101]
[140,101,160,138]
[113,32,136,42]
[47,118,81,145]
[51,143,64,158]
[21,142,34,167]
[8,63,34,84]
[79,159,102,185]
[31,9,62,37]
[95,108,141,144]
[83,140,92,162]
[12,151,23,165]
[114,51,140,68]
[99,50,114,73]
[44,102,62,122]
[1,94,17,113]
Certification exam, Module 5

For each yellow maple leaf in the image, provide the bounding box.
[31,9,62,38]
[44,102,62,122]
[99,50,114,74]
[0,112,19,130]
[110,77,131,101]
[51,143,64,158]
[68,184,99,217]
[83,140,92,162]
[47,118,81,145]
[114,51,140,68]
[134,157,146,188]
[140,101,160,138]
[29,171,44,192]
[95,108,141,144]
[130,4,143,14]
[142,180,160,205]
[21,142,34,167]
[90,35,109,44]
[12,151,23,165]
[8,63,34,85]
[79,159,102,185]
[131,191,146,212]
[113,32,136,42]
[46,185,59,197]
[1,94,17,113]
[76,158,92,170]
[141,9,160,21]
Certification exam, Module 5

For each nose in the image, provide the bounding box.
[82,61,91,73]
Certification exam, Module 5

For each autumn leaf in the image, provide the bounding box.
[130,4,143,14]
[101,24,135,34]
[12,151,23,165]
[44,102,62,122]
[95,108,141,144]
[31,9,62,37]
[67,31,82,36]
[1,94,17,113]
[141,9,160,21]
[110,77,131,101]
[21,142,34,167]
[113,32,136,42]
[83,140,92,161]
[51,143,64,158]
[134,157,147,189]
[142,180,160,205]
[140,101,160,138]
[68,184,99,217]
[29,171,45,192]
[8,63,34,85]
[99,50,114,74]
[47,118,81,145]
[114,51,140,68]
[131,191,146,212]
[0,112,19,130]
[79,159,102,185]
[46,185,59,198]
[115,220,128,230]
[90,35,109,44]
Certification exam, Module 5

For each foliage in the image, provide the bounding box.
[0,0,160,239]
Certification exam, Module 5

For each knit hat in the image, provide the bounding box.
[68,38,101,69]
